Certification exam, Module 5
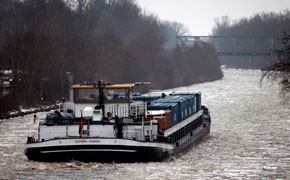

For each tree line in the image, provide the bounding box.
[212,10,290,37]
[211,10,290,69]
[0,0,222,109]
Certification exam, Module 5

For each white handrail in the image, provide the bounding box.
[123,130,141,141]
[35,127,146,141]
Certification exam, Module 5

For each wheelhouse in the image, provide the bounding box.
[72,84,133,104]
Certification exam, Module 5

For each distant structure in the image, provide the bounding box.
[177,36,280,68]
[177,36,280,56]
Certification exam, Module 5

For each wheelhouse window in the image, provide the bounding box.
[74,89,99,103]
[104,88,130,103]
[73,87,131,103]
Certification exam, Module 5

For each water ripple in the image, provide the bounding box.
[0,69,289,179]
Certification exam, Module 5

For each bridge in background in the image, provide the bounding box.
[177,36,281,56]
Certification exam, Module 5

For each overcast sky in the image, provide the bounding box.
[136,0,290,36]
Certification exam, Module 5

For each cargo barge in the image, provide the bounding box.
[25,81,211,162]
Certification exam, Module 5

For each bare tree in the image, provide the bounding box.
[162,21,189,49]
[261,31,290,101]
[211,16,231,36]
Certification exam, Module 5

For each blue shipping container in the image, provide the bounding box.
[148,92,202,125]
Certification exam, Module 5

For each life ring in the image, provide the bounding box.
[107,112,112,118]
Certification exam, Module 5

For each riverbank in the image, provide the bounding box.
[0,104,57,120]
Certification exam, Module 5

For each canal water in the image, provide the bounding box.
[0,68,289,179]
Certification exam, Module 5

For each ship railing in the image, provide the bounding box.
[35,127,80,142]
[123,130,158,142]
[123,119,157,142]
[30,119,157,142]
[123,130,142,141]
[31,127,147,142]
[29,129,163,143]
[149,120,154,141]
[129,101,147,118]
[107,104,129,118]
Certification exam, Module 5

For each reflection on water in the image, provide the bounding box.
[0,69,289,179]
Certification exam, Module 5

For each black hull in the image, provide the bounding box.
[174,122,210,156]
[25,145,169,163]
[25,122,210,163]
